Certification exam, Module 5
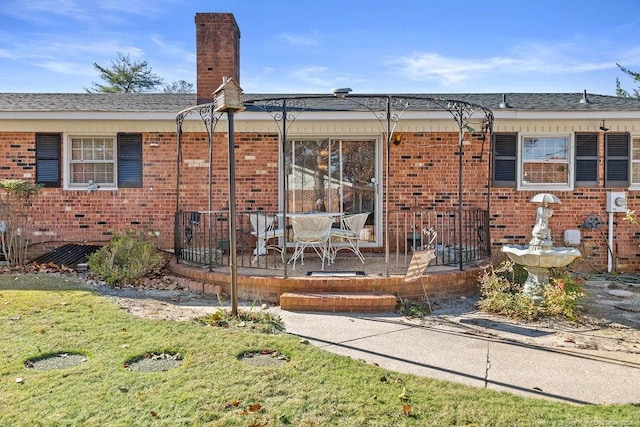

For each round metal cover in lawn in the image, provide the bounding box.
[25,353,88,370]
[608,289,634,298]
[239,350,289,367]
[614,302,640,313]
[125,352,183,372]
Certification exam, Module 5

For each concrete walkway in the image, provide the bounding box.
[271,308,640,405]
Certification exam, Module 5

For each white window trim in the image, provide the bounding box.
[280,136,382,247]
[517,133,574,191]
[628,134,640,190]
[64,134,118,191]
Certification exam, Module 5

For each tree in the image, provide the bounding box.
[163,80,194,93]
[86,52,163,93]
[615,63,640,100]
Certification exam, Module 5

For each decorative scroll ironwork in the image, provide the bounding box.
[258,98,308,136]
[175,92,494,276]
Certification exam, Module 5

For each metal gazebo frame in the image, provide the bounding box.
[175,92,494,280]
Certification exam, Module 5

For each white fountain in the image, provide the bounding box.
[501,193,581,298]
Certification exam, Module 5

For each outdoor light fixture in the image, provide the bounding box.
[599,120,609,132]
[332,87,352,98]
[393,134,402,145]
[579,89,590,104]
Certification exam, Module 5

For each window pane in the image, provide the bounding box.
[522,163,568,184]
[523,138,567,161]
[285,138,377,242]
[521,136,570,186]
[69,136,116,185]
[632,163,640,183]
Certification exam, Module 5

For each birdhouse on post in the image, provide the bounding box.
[213,77,245,112]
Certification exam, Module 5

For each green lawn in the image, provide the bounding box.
[1,273,638,426]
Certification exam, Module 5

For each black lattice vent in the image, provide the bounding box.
[33,244,102,267]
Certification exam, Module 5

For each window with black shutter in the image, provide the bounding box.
[605,133,629,187]
[117,133,142,188]
[492,133,517,187]
[35,133,61,187]
[575,133,598,187]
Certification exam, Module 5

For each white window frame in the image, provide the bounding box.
[281,136,382,247]
[629,135,640,189]
[64,134,118,190]
[517,133,574,191]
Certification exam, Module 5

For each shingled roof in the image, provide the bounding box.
[1,92,639,113]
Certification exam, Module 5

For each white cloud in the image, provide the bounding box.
[276,32,319,47]
[387,45,621,87]
[289,65,332,87]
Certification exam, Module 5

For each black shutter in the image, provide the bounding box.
[493,133,517,187]
[605,133,629,187]
[35,133,61,187]
[117,133,142,188]
[575,133,598,186]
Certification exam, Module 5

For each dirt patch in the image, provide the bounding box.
[82,271,640,354]
[25,353,88,370]
[125,353,184,372]
[238,350,289,367]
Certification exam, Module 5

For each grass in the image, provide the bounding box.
[1,273,639,426]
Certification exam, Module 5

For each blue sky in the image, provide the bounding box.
[1,0,640,95]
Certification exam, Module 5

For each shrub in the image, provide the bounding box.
[396,298,432,318]
[88,232,165,285]
[0,179,42,265]
[542,274,585,321]
[477,261,585,321]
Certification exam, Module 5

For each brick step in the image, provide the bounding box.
[279,292,398,313]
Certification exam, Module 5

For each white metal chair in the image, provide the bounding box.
[329,212,370,263]
[248,212,285,263]
[289,215,334,270]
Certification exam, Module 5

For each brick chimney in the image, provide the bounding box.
[195,13,240,104]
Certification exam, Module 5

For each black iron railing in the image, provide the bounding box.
[389,209,490,268]
[174,208,490,271]
[174,210,285,270]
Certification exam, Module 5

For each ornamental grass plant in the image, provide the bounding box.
[478,260,585,321]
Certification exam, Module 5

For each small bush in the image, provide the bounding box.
[88,232,165,285]
[396,298,432,318]
[197,308,284,334]
[477,261,585,321]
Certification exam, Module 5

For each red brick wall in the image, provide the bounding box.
[195,13,241,104]
[0,132,178,249]
[2,128,638,272]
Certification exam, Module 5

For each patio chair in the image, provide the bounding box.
[289,215,334,270]
[248,212,285,263]
[329,212,370,263]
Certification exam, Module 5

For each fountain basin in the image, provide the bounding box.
[501,244,581,268]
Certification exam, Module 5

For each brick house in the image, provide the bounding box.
[1,12,640,274]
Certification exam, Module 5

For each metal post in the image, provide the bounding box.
[458,107,464,271]
[208,107,215,272]
[385,96,391,277]
[228,110,238,315]
[281,102,289,278]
